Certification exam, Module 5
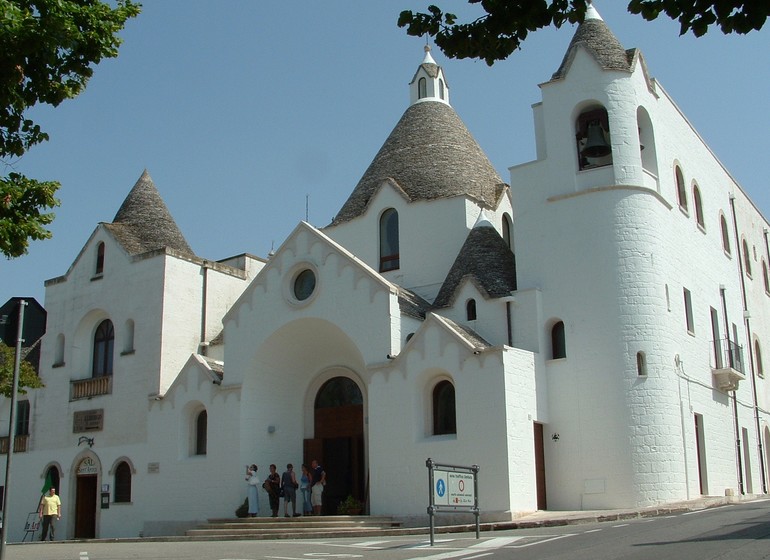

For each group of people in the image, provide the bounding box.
[245,459,326,518]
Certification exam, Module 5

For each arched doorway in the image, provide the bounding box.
[74,456,98,538]
[304,376,365,514]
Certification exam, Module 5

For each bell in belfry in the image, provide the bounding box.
[581,121,611,158]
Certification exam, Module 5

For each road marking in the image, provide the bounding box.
[510,534,577,548]
[583,529,602,533]
[403,549,485,560]
[402,536,523,560]
[469,537,524,549]
[612,524,629,528]
[682,506,727,516]
[463,554,493,560]
[352,541,390,548]
[304,554,363,558]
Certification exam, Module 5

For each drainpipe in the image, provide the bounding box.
[200,264,209,356]
[720,285,744,494]
[729,195,767,494]
[506,301,513,347]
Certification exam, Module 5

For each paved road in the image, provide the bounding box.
[6,499,770,560]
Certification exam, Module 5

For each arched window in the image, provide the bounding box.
[114,461,132,503]
[637,107,658,177]
[123,319,135,354]
[418,77,427,99]
[15,400,30,436]
[675,166,687,211]
[756,340,764,378]
[432,380,456,435]
[44,465,60,495]
[693,185,704,228]
[743,239,752,277]
[466,299,477,321]
[379,208,400,272]
[54,333,65,366]
[502,213,513,251]
[438,79,445,100]
[95,242,105,275]
[720,215,731,254]
[576,107,612,171]
[315,377,363,408]
[551,321,566,359]
[92,319,114,377]
[195,410,207,455]
[636,352,647,376]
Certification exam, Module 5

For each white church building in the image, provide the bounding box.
[2,4,769,540]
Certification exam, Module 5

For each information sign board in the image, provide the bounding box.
[433,470,475,507]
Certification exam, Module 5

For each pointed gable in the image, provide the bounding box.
[433,218,516,308]
[551,4,632,81]
[104,170,194,256]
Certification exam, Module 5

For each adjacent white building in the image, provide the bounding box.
[1,4,768,540]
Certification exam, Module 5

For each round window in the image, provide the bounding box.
[293,269,316,301]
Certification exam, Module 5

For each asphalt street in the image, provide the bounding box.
[6,499,770,560]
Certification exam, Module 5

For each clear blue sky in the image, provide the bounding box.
[2,1,769,307]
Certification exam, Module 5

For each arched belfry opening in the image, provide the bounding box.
[305,376,365,514]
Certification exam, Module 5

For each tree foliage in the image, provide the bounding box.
[398,1,769,65]
[0,0,140,258]
[0,341,43,397]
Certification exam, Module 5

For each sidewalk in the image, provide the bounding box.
[442,494,750,534]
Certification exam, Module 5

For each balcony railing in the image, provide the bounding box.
[710,338,745,391]
[0,435,29,454]
[70,375,112,401]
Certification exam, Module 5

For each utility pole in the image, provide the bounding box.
[0,299,26,560]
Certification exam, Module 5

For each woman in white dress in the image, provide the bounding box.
[245,464,260,517]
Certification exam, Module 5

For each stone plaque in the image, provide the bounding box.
[73,409,104,433]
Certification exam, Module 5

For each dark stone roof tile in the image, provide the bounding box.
[110,170,194,256]
[552,18,630,80]
[331,102,506,225]
[433,222,517,308]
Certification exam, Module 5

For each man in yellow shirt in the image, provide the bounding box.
[38,487,61,541]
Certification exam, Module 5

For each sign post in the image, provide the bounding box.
[426,458,480,545]
[0,300,26,560]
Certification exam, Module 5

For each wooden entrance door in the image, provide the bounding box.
[305,377,365,514]
[75,475,97,538]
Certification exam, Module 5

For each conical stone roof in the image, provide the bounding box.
[331,101,506,225]
[551,8,632,80]
[433,220,517,308]
[104,170,194,256]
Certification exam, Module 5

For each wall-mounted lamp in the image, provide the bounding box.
[551,433,560,442]
[78,436,95,448]
[267,425,276,434]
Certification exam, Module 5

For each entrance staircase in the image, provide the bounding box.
[185,515,409,540]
